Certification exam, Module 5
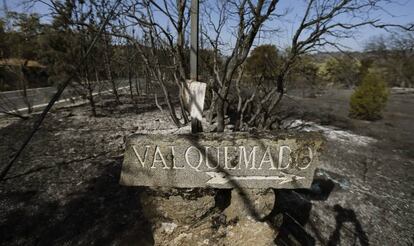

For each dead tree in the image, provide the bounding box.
[110,0,192,127]
[102,34,121,104]
[201,0,280,132]
[126,39,135,102]
[73,0,99,116]
[245,0,413,129]
[365,32,414,88]
[0,63,33,117]
[200,0,414,131]
[20,61,33,114]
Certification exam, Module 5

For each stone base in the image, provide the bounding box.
[151,217,278,246]
[219,217,277,246]
[140,188,278,245]
[140,188,216,225]
[153,223,217,246]
[224,188,275,222]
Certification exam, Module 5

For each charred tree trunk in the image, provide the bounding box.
[103,36,121,104]
[135,75,140,97]
[144,68,150,95]
[85,66,97,117]
[21,80,32,114]
[216,97,225,132]
[20,62,32,114]
[128,66,134,101]
[87,80,97,117]
[207,90,217,124]
[160,81,181,127]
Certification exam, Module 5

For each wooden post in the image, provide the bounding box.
[190,0,199,81]
[189,0,204,133]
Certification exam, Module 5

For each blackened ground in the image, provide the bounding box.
[272,88,414,245]
[0,89,413,245]
[0,94,174,245]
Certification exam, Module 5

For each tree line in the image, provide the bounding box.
[0,0,412,128]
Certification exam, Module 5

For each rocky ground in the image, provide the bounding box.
[0,89,413,245]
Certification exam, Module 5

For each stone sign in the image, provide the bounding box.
[120,132,324,189]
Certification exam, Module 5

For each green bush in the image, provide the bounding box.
[349,73,389,120]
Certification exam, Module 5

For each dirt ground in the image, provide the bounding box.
[0,89,413,245]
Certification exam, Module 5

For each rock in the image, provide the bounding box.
[140,188,219,245]
[159,222,178,235]
[152,223,218,246]
[140,189,216,225]
[224,188,275,221]
[140,187,278,245]
[226,124,235,130]
[220,217,277,246]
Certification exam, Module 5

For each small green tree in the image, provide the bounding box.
[320,56,361,88]
[245,44,281,83]
[349,72,389,120]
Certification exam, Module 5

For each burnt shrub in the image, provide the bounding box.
[349,73,389,120]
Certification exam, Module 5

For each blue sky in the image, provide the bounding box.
[3,0,414,51]
[252,0,414,51]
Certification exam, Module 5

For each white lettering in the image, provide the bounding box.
[205,146,219,169]
[185,146,203,172]
[151,146,169,169]
[259,147,276,170]
[224,146,237,169]
[132,145,150,167]
[278,145,292,170]
[239,146,258,169]
[297,147,313,170]
[171,146,185,169]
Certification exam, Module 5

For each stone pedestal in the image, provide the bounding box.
[224,188,275,222]
[221,188,277,246]
[219,217,277,246]
[122,132,324,244]
[140,188,216,225]
[140,188,278,245]
[140,188,218,245]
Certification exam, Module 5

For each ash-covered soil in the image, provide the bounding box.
[0,95,180,245]
[276,88,414,245]
[0,89,413,245]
